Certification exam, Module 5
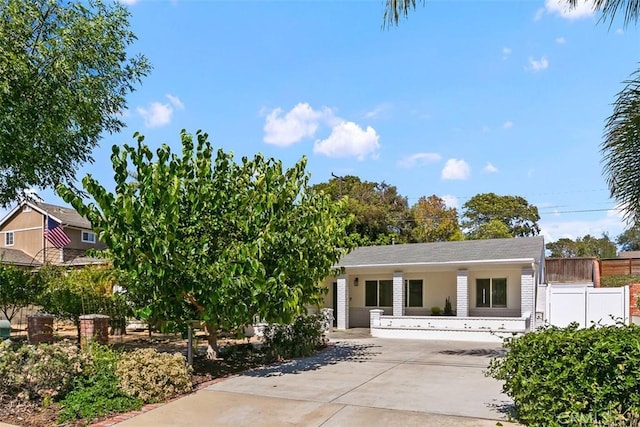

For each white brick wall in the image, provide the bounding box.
[456,269,469,317]
[336,275,349,329]
[521,267,535,329]
[393,272,404,317]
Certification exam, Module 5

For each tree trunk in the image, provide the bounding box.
[204,322,218,360]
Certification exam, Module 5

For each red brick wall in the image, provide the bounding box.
[629,283,640,318]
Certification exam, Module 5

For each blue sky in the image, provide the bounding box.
[30,0,640,244]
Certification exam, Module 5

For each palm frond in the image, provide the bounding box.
[383,0,424,28]
[569,0,640,27]
[602,66,640,223]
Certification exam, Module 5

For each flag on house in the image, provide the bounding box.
[44,217,71,248]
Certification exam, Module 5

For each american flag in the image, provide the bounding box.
[44,217,71,248]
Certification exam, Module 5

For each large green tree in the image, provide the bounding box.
[617,224,640,251]
[312,175,409,246]
[461,193,540,240]
[59,130,352,358]
[546,234,617,258]
[0,264,44,322]
[408,195,462,242]
[0,0,150,206]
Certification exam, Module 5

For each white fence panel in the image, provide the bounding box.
[546,285,629,328]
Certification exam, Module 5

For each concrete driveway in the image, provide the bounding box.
[116,335,518,426]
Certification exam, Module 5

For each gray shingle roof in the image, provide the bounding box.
[0,248,40,267]
[338,236,544,267]
[35,202,92,229]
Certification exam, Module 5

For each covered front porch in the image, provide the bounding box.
[331,266,536,342]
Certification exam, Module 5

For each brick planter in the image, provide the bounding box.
[27,314,54,344]
[79,314,110,348]
[630,283,640,324]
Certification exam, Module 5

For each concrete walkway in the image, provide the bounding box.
[116,336,520,426]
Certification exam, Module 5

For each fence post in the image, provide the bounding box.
[27,314,54,344]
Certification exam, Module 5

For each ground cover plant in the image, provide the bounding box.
[487,323,640,426]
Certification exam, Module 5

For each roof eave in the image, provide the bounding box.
[339,257,537,269]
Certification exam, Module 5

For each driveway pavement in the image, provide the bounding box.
[116,335,519,426]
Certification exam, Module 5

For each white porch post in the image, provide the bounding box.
[521,267,535,322]
[393,272,405,317]
[336,274,349,330]
[456,269,469,317]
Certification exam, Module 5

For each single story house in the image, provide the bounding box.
[321,236,545,341]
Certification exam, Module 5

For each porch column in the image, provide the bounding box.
[393,272,405,317]
[456,269,469,317]
[336,274,349,330]
[521,267,535,321]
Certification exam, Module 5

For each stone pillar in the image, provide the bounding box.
[321,308,334,333]
[370,309,384,328]
[521,267,535,325]
[393,272,404,317]
[27,314,54,344]
[336,275,349,330]
[456,269,469,317]
[79,314,110,347]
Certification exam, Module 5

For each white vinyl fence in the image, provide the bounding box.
[546,284,629,328]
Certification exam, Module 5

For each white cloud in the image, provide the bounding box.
[313,121,380,160]
[502,47,512,59]
[484,162,499,173]
[441,159,470,180]
[441,194,459,209]
[263,103,333,147]
[529,56,549,72]
[397,152,442,168]
[136,94,185,128]
[364,103,392,119]
[555,36,566,44]
[503,120,513,129]
[540,213,625,243]
[118,0,139,4]
[543,0,596,20]
[616,28,624,35]
[534,8,546,21]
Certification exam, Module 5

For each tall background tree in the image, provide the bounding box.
[461,193,540,240]
[0,0,150,205]
[312,176,410,246]
[617,224,640,251]
[408,194,462,242]
[546,234,617,258]
[59,130,352,358]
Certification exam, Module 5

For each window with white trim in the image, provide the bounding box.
[476,278,507,308]
[404,279,423,307]
[81,231,96,243]
[365,279,393,307]
[5,232,14,246]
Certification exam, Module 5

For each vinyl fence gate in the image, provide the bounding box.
[546,285,630,328]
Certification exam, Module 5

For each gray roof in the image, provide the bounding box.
[34,202,92,229]
[0,248,40,267]
[338,236,544,268]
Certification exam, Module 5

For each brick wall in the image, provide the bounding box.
[629,283,640,319]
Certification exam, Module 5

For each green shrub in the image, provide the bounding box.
[430,306,441,316]
[58,343,142,422]
[443,297,453,316]
[116,348,192,403]
[261,314,326,360]
[600,274,640,288]
[0,341,86,401]
[486,323,640,426]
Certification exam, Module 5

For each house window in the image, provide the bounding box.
[404,280,423,307]
[476,278,507,308]
[365,279,393,307]
[5,232,13,246]
[81,231,96,243]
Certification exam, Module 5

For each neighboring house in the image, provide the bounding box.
[322,236,545,342]
[0,201,106,267]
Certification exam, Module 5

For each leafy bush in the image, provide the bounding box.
[58,344,142,422]
[600,274,640,288]
[0,341,86,401]
[443,297,453,316]
[430,306,441,316]
[261,314,326,360]
[116,348,192,403]
[486,323,640,426]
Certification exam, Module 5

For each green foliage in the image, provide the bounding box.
[0,264,44,321]
[547,234,617,258]
[617,224,640,252]
[600,274,640,288]
[487,323,640,426]
[0,341,86,401]
[462,193,540,239]
[262,314,327,360]
[443,297,453,315]
[430,306,441,315]
[58,130,352,337]
[312,175,410,246]
[0,0,150,205]
[58,344,142,422]
[116,348,192,403]
[409,195,462,243]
